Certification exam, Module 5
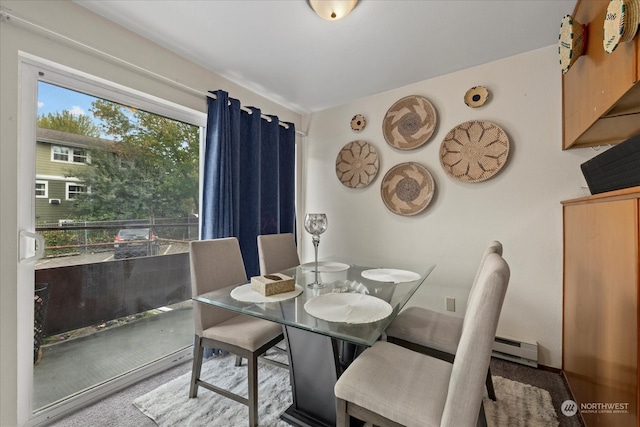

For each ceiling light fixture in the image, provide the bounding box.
[308,0,358,21]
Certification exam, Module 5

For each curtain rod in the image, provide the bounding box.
[205,92,303,136]
[0,7,306,137]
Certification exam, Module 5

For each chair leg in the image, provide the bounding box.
[235,355,243,366]
[189,335,204,398]
[247,353,259,427]
[486,366,496,401]
[477,400,488,427]
[336,398,349,427]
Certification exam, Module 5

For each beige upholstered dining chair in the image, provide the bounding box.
[385,241,503,400]
[334,252,510,427]
[256,233,300,362]
[188,237,285,427]
[257,232,300,275]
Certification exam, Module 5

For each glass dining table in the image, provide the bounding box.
[193,261,435,427]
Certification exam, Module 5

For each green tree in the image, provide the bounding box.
[37,110,101,137]
[70,100,199,221]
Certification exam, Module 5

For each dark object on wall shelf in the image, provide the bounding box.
[581,132,640,194]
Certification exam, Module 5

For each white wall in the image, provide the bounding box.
[300,45,598,369]
[0,1,301,425]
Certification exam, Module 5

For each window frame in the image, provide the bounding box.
[65,182,86,200]
[72,147,89,164]
[35,180,48,198]
[51,145,89,165]
[20,50,209,427]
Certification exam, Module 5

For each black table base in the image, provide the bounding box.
[281,326,367,427]
[282,326,339,426]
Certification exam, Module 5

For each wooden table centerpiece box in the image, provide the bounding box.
[250,273,295,296]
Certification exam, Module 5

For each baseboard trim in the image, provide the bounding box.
[536,364,562,374]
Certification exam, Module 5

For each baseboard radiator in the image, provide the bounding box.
[492,335,538,368]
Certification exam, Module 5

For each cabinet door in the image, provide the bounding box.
[563,199,638,426]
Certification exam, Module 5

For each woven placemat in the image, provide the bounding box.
[439,120,510,183]
[383,95,437,150]
[558,14,586,74]
[380,162,435,216]
[335,140,379,188]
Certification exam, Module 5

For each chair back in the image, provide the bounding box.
[257,233,300,275]
[441,253,510,427]
[189,237,248,335]
[467,240,503,306]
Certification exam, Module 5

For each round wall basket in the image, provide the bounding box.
[382,95,437,150]
[350,114,367,132]
[439,120,510,183]
[335,140,379,188]
[558,14,586,74]
[464,86,489,108]
[603,0,639,54]
[380,162,435,216]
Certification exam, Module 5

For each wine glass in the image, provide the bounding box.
[304,213,328,288]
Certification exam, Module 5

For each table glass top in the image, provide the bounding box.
[193,262,435,347]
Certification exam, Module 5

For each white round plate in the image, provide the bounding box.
[300,261,350,272]
[230,284,304,303]
[304,293,392,324]
[361,268,421,283]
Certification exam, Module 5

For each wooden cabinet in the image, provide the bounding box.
[562,187,639,426]
[562,0,640,150]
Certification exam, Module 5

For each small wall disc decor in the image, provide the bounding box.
[382,95,437,150]
[380,162,435,216]
[335,140,379,188]
[439,120,510,183]
[464,86,489,108]
[350,114,367,132]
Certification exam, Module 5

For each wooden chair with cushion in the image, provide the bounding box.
[334,252,510,427]
[385,241,503,400]
[257,232,300,275]
[188,237,286,427]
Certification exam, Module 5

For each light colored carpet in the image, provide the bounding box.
[484,376,559,427]
[133,353,558,427]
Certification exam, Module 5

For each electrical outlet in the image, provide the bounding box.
[445,297,455,312]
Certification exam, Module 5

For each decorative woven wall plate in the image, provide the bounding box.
[603,0,630,53]
[559,15,586,74]
[383,95,437,150]
[350,114,367,132]
[621,0,640,42]
[380,162,435,216]
[464,86,490,108]
[335,140,379,188]
[439,120,510,183]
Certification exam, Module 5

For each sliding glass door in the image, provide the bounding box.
[19,58,205,423]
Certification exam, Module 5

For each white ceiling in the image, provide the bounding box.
[76,0,577,114]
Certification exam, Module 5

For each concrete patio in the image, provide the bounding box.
[33,302,193,411]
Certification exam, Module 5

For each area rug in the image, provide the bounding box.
[133,353,558,426]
